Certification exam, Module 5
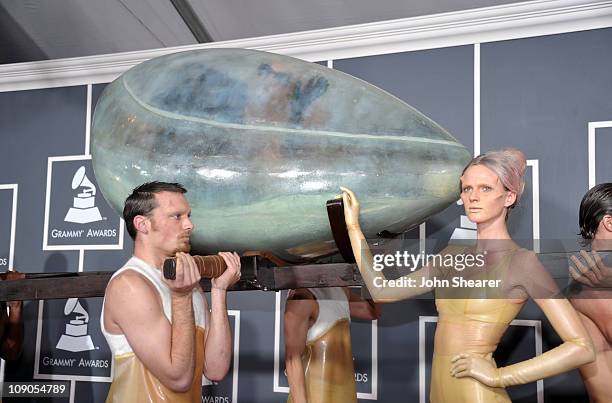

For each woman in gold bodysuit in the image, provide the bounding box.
[341,148,595,402]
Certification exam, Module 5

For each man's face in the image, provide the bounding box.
[147,191,193,256]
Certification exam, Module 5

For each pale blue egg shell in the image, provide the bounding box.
[91,48,471,259]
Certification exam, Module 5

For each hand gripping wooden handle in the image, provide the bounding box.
[163,255,227,280]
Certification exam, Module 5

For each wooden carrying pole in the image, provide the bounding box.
[0,261,362,301]
[0,198,361,301]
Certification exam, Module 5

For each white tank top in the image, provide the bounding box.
[101,256,207,356]
[306,287,350,342]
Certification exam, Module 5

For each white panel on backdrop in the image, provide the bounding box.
[0,184,18,397]
[0,184,17,270]
[527,160,541,253]
[588,120,612,188]
[43,155,124,251]
[34,299,113,382]
[202,310,241,403]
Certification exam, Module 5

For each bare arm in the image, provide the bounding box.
[496,298,595,386]
[498,251,595,385]
[451,251,595,387]
[341,187,438,303]
[1,272,25,361]
[0,301,23,361]
[105,253,201,392]
[345,288,380,320]
[202,252,241,381]
[284,289,316,403]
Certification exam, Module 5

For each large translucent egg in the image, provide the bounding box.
[91,48,471,259]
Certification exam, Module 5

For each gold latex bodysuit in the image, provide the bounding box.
[101,256,208,403]
[432,297,524,402]
[431,250,524,403]
[287,287,357,403]
[105,329,205,403]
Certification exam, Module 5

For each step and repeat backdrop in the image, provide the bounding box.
[1,27,611,402]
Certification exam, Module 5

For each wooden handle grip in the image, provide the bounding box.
[163,255,227,280]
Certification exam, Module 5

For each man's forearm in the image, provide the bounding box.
[169,293,196,387]
[1,307,23,360]
[204,288,232,380]
[286,354,308,403]
[1,326,23,360]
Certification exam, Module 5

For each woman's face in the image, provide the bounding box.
[460,164,516,225]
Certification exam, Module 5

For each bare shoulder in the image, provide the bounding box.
[285,289,317,319]
[287,288,315,301]
[106,269,161,310]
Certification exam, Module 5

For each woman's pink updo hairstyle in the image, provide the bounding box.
[461,148,527,209]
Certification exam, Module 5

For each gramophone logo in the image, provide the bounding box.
[64,166,102,224]
[35,298,112,380]
[43,156,123,249]
[56,298,96,352]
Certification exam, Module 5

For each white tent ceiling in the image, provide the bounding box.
[0,0,526,64]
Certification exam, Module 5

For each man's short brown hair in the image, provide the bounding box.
[123,182,187,240]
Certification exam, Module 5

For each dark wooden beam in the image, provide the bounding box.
[0,251,588,301]
[0,263,363,301]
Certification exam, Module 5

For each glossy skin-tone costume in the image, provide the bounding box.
[102,185,241,402]
[340,149,594,402]
[285,287,379,403]
[568,183,612,403]
[102,256,207,402]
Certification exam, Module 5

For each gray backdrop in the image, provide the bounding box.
[1,27,611,402]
